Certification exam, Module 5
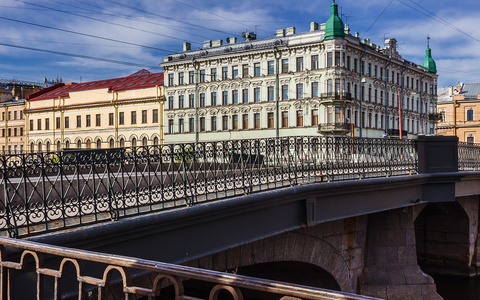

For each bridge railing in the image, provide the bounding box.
[0,237,380,300]
[458,141,480,171]
[0,136,417,238]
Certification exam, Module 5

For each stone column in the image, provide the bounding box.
[359,208,442,300]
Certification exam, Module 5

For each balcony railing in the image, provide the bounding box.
[320,92,353,101]
[458,142,480,171]
[318,122,351,134]
[0,237,379,299]
[0,136,417,238]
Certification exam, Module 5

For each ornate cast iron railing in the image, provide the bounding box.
[0,237,379,300]
[0,136,417,238]
[458,142,480,171]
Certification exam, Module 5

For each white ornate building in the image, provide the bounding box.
[160,1,438,143]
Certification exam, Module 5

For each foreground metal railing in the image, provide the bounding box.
[0,237,379,300]
[458,142,480,171]
[0,136,417,238]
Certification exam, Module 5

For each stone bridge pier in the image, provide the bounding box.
[185,207,442,300]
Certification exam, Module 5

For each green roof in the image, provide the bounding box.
[422,47,437,74]
[324,1,345,40]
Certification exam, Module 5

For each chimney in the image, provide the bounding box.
[276,29,285,37]
[203,40,212,48]
[286,27,296,35]
[226,37,237,44]
[448,85,454,96]
[183,42,191,51]
[310,22,319,31]
[212,39,223,47]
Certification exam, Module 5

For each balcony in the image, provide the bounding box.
[318,122,352,135]
[429,113,443,122]
[319,92,353,104]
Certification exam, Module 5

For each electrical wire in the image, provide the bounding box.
[0,42,161,69]
[361,0,394,39]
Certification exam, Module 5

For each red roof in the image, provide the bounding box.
[28,70,164,101]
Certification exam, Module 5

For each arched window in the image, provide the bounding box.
[153,137,159,146]
[65,140,70,149]
[56,141,61,151]
[142,137,147,146]
[46,141,50,152]
[119,138,125,148]
[38,142,42,152]
[77,140,81,149]
[30,142,35,153]
[131,138,137,148]
[96,139,101,149]
[109,139,115,148]
[86,140,92,149]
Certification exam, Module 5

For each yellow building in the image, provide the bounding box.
[26,70,165,152]
[437,83,480,143]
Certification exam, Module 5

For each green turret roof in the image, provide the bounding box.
[422,38,437,74]
[325,1,345,40]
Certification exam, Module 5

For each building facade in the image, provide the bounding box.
[26,70,164,152]
[1,79,46,154]
[160,1,438,143]
[437,83,480,143]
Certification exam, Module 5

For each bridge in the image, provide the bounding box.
[0,135,479,299]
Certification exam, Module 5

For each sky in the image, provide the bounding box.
[1,0,480,88]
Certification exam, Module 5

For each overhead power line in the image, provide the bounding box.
[0,15,174,53]
[361,0,394,38]
[0,42,160,69]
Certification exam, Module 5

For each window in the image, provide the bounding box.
[311,109,318,126]
[86,114,91,127]
[311,55,319,70]
[189,94,194,108]
[77,115,82,127]
[65,116,69,128]
[168,119,174,134]
[7,128,11,137]
[109,113,114,126]
[211,116,217,131]
[200,93,206,107]
[242,89,248,103]
[232,66,238,79]
[119,112,125,125]
[467,109,474,121]
[242,114,248,130]
[189,118,194,132]
[152,109,158,123]
[254,113,260,129]
[200,69,206,82]
[242,64,249,77]
[268,86,274,101]
[211,92,217,106]
[56,117,61,129]
[335,51,340,66]
[296,57,304,71]
[179,119,184,133]
[189,71,195,83]
[296,111,303,126]
[467,136,475,144]
[179,72,184,85]
[346,56,351,70]
[232,115,238,130]
[312,82,319,98]
[179,95,184,109]
[268,61,274,74]
[281,111,288,128]
[20,127,23,136]
[45,118,49,130]
[77,140,81,149]
[37,119,41,130]
[222,91,228,105]
[96,140,102,149]
[96,114,101,126]
[109,139,115,148]
[142,110,147,123]
[131,111,137,124]
[210,68,216,81]
[222,67,228,80]
[254,87,260,102]
[267,112,274,129]
[13,111,17,120]
[168,96,174,109]
[327,52,333,67]
[222,116,228,130]
[168,74,174,86]
[296,83,303,99]
[232,90,238,104]
[282,85,288,100]
[281,59,288,73]
[254,63,261,77]
[200,117,205,132]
